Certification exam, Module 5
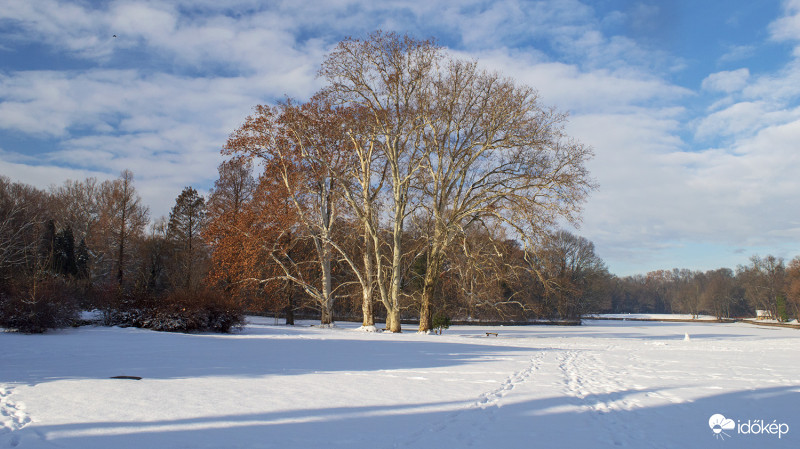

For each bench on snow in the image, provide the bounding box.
[485,332,498,337]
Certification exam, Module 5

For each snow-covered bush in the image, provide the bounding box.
[101,287,244,333]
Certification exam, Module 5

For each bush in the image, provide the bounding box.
[149,288,245,333]
[0,275,79,333]
[432,313,451,335]
[101,287,245,333]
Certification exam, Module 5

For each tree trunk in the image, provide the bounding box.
[361,231,375,326]
[284,287,295,325]
[321,235,334,327]
[387,200,404,333]
[321,306,333,325]
[320,232,334,326]
[419,279,434,333]
[362,285,374,326]
[387,308,401,333]
[116,221,125,285]
[418,244,442,333]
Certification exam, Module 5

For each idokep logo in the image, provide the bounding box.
[709,414,736,440]
[709,413,790,441]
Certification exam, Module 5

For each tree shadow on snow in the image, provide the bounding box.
[5,385,798,449]
[0,325,540,385]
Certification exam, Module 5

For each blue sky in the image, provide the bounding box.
[2,0,800,276]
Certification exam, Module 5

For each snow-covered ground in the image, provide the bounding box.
[592,313,720,321]
[2,317,799,448]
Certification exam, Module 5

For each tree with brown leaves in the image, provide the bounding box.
[222,99,348,325]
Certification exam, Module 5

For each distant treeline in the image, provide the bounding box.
[604,259,800,321]
[0,171,603,332]
[5,169,796,334]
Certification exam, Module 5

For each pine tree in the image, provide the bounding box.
[167,186,207,290]
[76,237,89,279]
[54,226,77,276]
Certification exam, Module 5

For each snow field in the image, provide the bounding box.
[1,317,799,448]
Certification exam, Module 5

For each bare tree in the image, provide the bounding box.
[317,104,387,329]
[535,230,607,319]
[49,178,100,242]
[444,225,528,320]
[96,170,149,285]
[320,31,440,332]
[669,269,704,319]
[702,268,736,319]
[0,177,48,277]
[785,257,800,322]
[739,255,785,319]
[410,57,595,331]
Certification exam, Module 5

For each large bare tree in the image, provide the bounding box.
[412,58,595,331]
[321,32,594,331]
[96,170,149,285]
[218,31,594,332]
[0,177,49,277]
[320,31,440,332]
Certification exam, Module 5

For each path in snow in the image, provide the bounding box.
[1,385,31,447]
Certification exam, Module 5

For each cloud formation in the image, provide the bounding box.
[2,0,800,275]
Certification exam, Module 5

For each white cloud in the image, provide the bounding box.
[460,49,689,114]
[769,0,800,42]
[109,2,177,43]
[701,68,750,93]
[694,101,800,141]
[0,157,114,190]
[718,44,756,64]
[0,67,316,217]
[3,0,800,274]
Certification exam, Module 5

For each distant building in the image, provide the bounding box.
[756,309,772,319]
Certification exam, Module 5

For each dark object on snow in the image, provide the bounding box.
[485,332,499,337]
[110,375,142,380]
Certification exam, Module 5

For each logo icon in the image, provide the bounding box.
[709,414,736,440]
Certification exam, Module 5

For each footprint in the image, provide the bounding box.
[0,386,31,435]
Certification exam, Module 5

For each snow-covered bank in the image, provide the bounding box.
[2,318,799,448]
[591,313,720,321]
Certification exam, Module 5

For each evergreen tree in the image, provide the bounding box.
[76,237,90,279]
[167,186,207,289]
[54,226,77,276]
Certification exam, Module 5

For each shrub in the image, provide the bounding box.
[432,313,451,335]
[149,288,245,333]
[101,287,245,333]
[0,275,79,333]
